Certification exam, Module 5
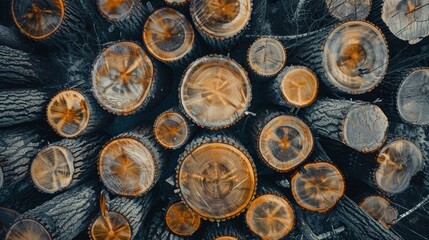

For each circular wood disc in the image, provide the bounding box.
[323,21,388,94]
[180,56,251,129]
[47,90,90,138]
[258,115,314,172]
[359,196,398,229]
[248,38,286,77]
[165,202,201,236]
[325,0,371,20]
[90,212,131,240]
[191,0,252,38]
[246,194,295,240]
[6,219,51,240]
[178,142,256,220]
[154,111,189,149]
[291,162,345,212]
[99,137,157,196]
[342,104,388,152]
[215,237,239,240]
[397,68,429,126]
[143,8,195,62]
[12,0,65,40]
[92,42,154,115]
[97,0,134,21]
[375,140,424,194]
[280,67,319,107]
[30,146,75,194]
[165,0,189,6]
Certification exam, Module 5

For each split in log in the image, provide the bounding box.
[325,0,372,20]
[291,162,345,212]
[0,89,49,127]
[98,127,164,197]
[245,193,295,240]
[302,98,388,152]
[190,0,252,50]
[46,89,109,138]
[247,37,287,79]
[266,66,319,108]
[204,221,247,240]
[165,202,201,236]
[179,55,252,130]
[143,7,199,68]
[30,134,108,194]
[359,195,398,229]
[382,0,429,44]
[176,134,257,220]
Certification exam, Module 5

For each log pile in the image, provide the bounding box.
[0,0,428,239]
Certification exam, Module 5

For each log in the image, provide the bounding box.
[139,210,190,239]
[359,195,398,229]
[325,0,372,20]
[91,41,169,115]
[0,207,20,239]
[0,89,49,127]
[302,98,388,152]
[164,0,189,7]
[165,202,201,237]
[0,25,37,52]
[143,7,202,68]
[179,55,252,130]
[98,126,165,197]
[248,110,314,172]
[30,134,109,194]
[204,221,247,240]
[176,133,257,220]
[189,0,252,51]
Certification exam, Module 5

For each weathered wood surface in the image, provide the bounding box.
[165,202,201,237]
[325,0,371,20]
[247,37,286,79]
[204,221,248,240]
[139,211,191,239]
[359,195,398,229]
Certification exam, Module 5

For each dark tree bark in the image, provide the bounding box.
[204,221,248,240]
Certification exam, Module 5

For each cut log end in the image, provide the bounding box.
[96,0,133,21]
[180,56,251,130]
[280,67,319,107]
[143,8,195,63]
[375,140,424,194]
[215,237,239,240]
[359,196,398,229]
[92,41,154,115]
[154,111,190,149]
[177,139,256,220]
[258,115,314,172]
[245,194,295,239]
[165,202,201,236]
[247,37,286,77]
[6,219,51,240]
[11,0,65,40]
[47,89,90,138]
[165,0,189,6]
[397,68,429,126]
[342,104,388,152]
[325,0,371,20]
[323,21,388,94]
[30,146,75,194]
[90,212,131,240]
[190,0,252,38]
[291,162,345,213]
[99,137,157,197]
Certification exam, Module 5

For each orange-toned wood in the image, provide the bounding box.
[96,0,133,21]
[164,0,189,6]
[359,195,398,229]
[153,109,192,149]
[247,37,286,78]
[6,219,51,240]
[325,0,371,20]
[90,212,131,240]
[165,202,201,236]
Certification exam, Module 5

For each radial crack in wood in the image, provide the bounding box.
[359,195,398,229]
[165,202,201,236]
[325,0,371,20]
[97,0,133,21]
[247,37,286,77]
[154,111,191,149]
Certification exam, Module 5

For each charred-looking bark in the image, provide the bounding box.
[204,221,247,240]
[325,0,372,20]
[382,0,429,44]
[291,21,388,94]
[265,66,319,108]
[165,202,201,237]
[139,211,191,240]
[143,8,202,68]
[46,89,110,138]
[30,134,109,194]
[153,107,196,150]
[0,207,19,239]
[5,182,99,240]
[302,98,388,152]
[359,195,398,229]
[176,134,257,221]
[248,110,314,172]
[164,0,189,7]
[91,41,169,115]
[0,89,49,127]
[96,0,149,39]
[89,191,153,240]
[179,55,252,130]
[0,25,37,52]
[11,0,85,48]
[189,0,252,51]
[98,126,165,197]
